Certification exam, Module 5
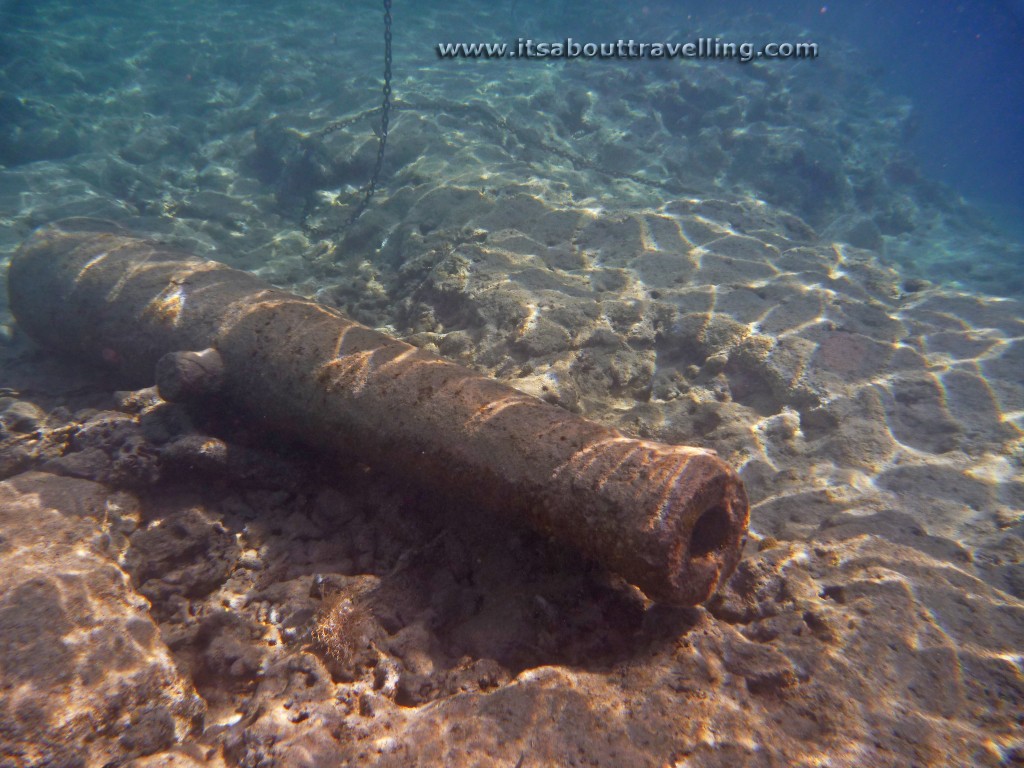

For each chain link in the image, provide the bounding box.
[304,97,693,238]
[302,0,695,241]
[303,0,392,239]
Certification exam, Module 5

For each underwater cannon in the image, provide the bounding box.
[7,224,749,606]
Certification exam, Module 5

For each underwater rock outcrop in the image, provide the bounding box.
[0,472,205,766]
[8,224,749,606]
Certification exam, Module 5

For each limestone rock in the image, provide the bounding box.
[0,472,204,767]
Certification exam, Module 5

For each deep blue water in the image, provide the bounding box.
[0,0,1020,250]
[798,0,1024,234]
[0,4,1021,762]
[514,0,1024,234]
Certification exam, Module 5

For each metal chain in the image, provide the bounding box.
[302,0,695,241]
[303,0,392,239]
[351,0,392,221]
[304,96,692,237]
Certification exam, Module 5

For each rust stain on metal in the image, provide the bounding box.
[9,224,750,606]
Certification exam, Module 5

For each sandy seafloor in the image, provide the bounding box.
[0,1,1022,766]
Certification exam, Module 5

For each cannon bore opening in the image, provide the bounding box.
[689,503,733,559]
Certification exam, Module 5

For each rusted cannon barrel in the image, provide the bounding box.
[8,224,749,606]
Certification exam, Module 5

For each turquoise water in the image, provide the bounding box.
[0,1,1021,766]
